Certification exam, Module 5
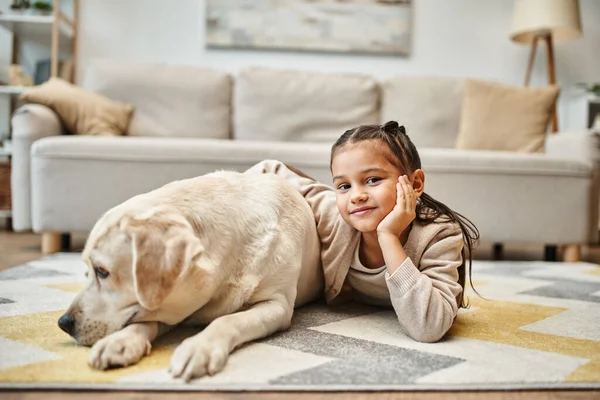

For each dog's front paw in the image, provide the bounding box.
[88,329,151,370]
[169,336,229,381]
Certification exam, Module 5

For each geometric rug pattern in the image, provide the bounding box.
[0,253,599,391]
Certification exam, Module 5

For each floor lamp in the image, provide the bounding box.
[509,0,582,133]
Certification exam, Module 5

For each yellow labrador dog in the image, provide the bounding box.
[57,171,323,381]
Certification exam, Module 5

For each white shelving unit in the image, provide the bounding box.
[0,13,74,39]
[0,1,78,82]
[0,1,80,219]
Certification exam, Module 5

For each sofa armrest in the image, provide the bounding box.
[545,129,600,165]
[546,129,600,244]
[11,104,65,231]
[418,147,596,244]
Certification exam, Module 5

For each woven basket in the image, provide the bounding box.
[0,160,11,211]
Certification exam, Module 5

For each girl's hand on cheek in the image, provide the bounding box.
[376,175,417,238]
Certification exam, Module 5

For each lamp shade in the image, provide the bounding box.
[510,0,582,44]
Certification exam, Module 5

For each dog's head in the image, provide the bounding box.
[58,206,206,346]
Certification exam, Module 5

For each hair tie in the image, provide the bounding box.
[382,121,399,133]
[382,121,408,136]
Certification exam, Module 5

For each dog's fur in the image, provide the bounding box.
[58,171,323,381]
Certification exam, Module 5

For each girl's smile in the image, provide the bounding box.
[350,206,376,216]
[331,141,402,233]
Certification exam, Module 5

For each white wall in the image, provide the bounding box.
[3,0,600,132]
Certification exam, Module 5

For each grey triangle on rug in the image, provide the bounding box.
[0,253,599,391]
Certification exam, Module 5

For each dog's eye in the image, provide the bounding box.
[94,267,109,279]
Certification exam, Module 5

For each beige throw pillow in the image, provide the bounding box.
[456,79,559,152]
[20,77,133,136]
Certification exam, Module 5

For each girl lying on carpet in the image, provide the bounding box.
[246,121,479,343]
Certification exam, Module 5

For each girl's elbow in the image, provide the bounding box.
[394,300,457,343]
[410,328,447,343]
[403,319,453,343]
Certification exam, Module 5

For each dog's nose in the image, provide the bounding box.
[58,313,75,335]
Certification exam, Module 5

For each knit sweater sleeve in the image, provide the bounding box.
[384,223,464,343]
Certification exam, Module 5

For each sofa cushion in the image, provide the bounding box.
[234,67,379,143]
[82,60,232,139]
[381,76,464,149]
[30,136,592,244]
[456,79,560,153]
[29,136,333,231]
[19,77,133,136]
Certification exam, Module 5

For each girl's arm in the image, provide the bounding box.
[377,233,408,275]
[382,223,464,343]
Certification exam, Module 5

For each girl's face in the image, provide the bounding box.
[331,141,403,233]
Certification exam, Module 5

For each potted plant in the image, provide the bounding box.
[30,1,52,15]
[576,82,600,99]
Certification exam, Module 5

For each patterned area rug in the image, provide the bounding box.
[0,253,599,391]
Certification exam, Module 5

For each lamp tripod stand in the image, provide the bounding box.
[523,32,559,133]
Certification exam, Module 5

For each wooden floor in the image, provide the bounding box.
[1,219,599,399]
[1,391,599,400]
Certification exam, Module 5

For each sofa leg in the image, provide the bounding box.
[42,233,62,254]
[492,243,503,260]
[544,245,557,262]
[562,245,581,262]
[61,233,71,251]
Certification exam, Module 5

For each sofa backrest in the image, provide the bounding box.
[233,67,379,143]
[81,61,465,147]
[82,60,232,139]
[381,76,464,149]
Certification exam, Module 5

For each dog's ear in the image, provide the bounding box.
[122,212,204,311]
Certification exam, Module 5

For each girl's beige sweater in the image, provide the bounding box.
[246,160,465,342]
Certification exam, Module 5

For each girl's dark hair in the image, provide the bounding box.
[330,121,480,308]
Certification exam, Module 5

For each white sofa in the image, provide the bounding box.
[10,61,600,261]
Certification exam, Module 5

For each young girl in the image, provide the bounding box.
[246,121,479,343]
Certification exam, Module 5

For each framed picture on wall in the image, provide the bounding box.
[205,0,413,56]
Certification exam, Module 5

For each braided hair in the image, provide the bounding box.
[330,121,480,308]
